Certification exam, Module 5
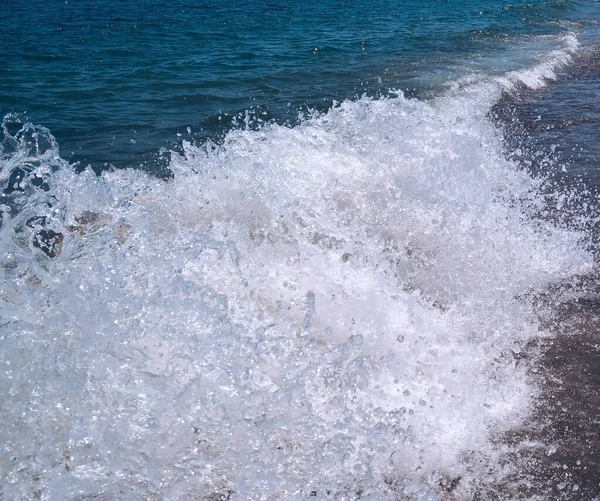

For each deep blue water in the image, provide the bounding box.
[2,1,600,500]
[2,0,598,170]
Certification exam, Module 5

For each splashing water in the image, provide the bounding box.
[0,34,594,500]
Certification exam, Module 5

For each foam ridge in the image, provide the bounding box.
[0,32,594,500]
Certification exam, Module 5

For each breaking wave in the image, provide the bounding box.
[0,33,594,500]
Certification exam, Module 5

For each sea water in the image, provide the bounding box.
[1,1,600,499]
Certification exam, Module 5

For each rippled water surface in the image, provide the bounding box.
[1,1,600,500]
[2,0,597,168]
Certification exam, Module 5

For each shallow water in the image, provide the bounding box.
[1,1,600,500]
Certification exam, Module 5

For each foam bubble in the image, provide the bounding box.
[0,34,593,500]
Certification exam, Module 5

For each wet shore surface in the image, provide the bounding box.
[507,289,600,500]
[491,45,600,500]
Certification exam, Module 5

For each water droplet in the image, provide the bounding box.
[349,334,363,346]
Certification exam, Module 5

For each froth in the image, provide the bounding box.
[0,37,593,500]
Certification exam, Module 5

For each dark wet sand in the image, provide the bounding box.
[502,288,600,500]
[486,46,600,498]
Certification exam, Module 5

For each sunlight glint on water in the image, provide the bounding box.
[0,32,595,499]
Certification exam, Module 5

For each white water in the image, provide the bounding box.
[0,34,593,500]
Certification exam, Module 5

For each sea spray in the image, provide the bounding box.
[0,42,594,500]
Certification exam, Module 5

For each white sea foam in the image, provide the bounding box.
[0,34,593,500]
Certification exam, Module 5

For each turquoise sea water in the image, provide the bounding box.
[2,0,598,168]
[1,1,600,499]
